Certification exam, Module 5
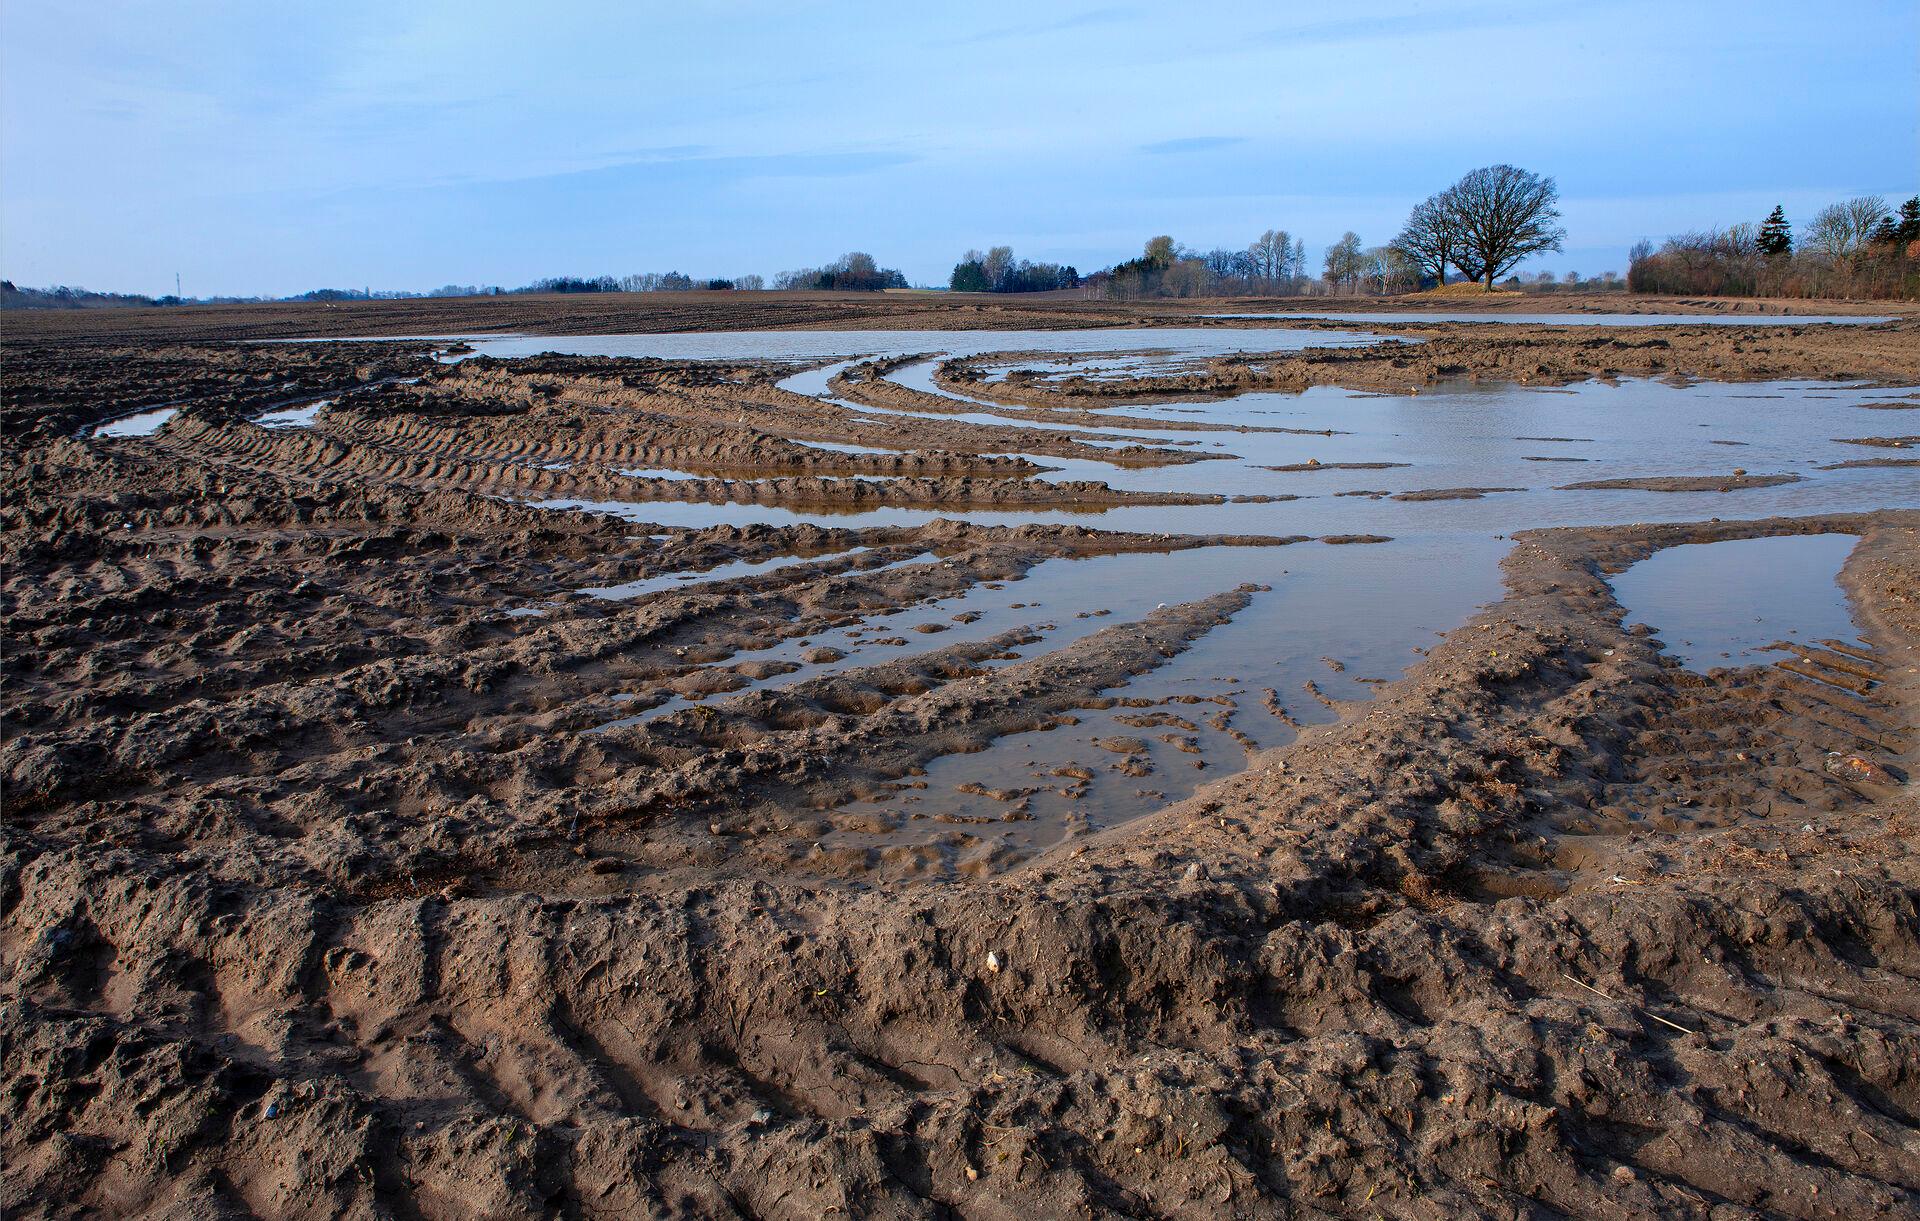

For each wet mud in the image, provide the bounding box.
[5,303,1919,1219]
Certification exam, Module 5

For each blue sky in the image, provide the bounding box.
[3,0,1915,296]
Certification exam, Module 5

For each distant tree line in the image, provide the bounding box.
[1494,269,1623,291]
[1,281,308,309]
[1089,230,1309,299]
[511,272,764,294]
[2,281,173,309]
[1,271,786,309]
[1081,164,1569,301]
[24,173,1913,308]
[948,247,1079,293]
[1628,196,1920,299]
[293,287,432,301]
[774,252,908,291]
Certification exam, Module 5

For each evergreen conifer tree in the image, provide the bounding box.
[1756,205,1792,256]
[1895,197,1920,244]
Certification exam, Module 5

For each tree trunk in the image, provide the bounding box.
[1485,267,1496,288]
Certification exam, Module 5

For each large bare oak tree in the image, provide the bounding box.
[1444,165,1566,287]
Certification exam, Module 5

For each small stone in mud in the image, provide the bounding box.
[802,646,845,664]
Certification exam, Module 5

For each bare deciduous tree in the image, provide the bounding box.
[1447,165,1566,287]
[1247,229,1302,288]
[1363,245,1420,294]
[1803,197,1890,264]
[1390,194,1463,287]
[981,246,1015,287]
[1160,259,1212,297]
[1323,232,1364,293]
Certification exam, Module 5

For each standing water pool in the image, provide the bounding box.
[1609,533,1864,671]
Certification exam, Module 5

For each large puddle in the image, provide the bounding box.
[1610,533,1864,671]
[187,324,1916,864]
[814,536,1505,863]
[456,326,1389,364]
[532,375,1920,538]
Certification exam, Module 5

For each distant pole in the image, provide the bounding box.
[175,271,181,298]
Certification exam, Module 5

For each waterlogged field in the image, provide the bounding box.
[66,320,1918,873]
[8,304,1918,1217]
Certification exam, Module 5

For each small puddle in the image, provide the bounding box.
[1610,533,1863,671]
[793,439,907,456]
[256,400,329,429]
[577,546,880,601]
[92,407,178,438]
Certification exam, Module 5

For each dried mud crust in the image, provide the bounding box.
[6,493,1918,1218]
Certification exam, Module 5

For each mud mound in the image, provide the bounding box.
[1559,473,1803,492]
[1410,281,1523,298]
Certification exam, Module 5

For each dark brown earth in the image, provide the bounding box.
[5,300,1919,1219]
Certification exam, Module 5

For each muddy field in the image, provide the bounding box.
[4,296,1919,1218]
